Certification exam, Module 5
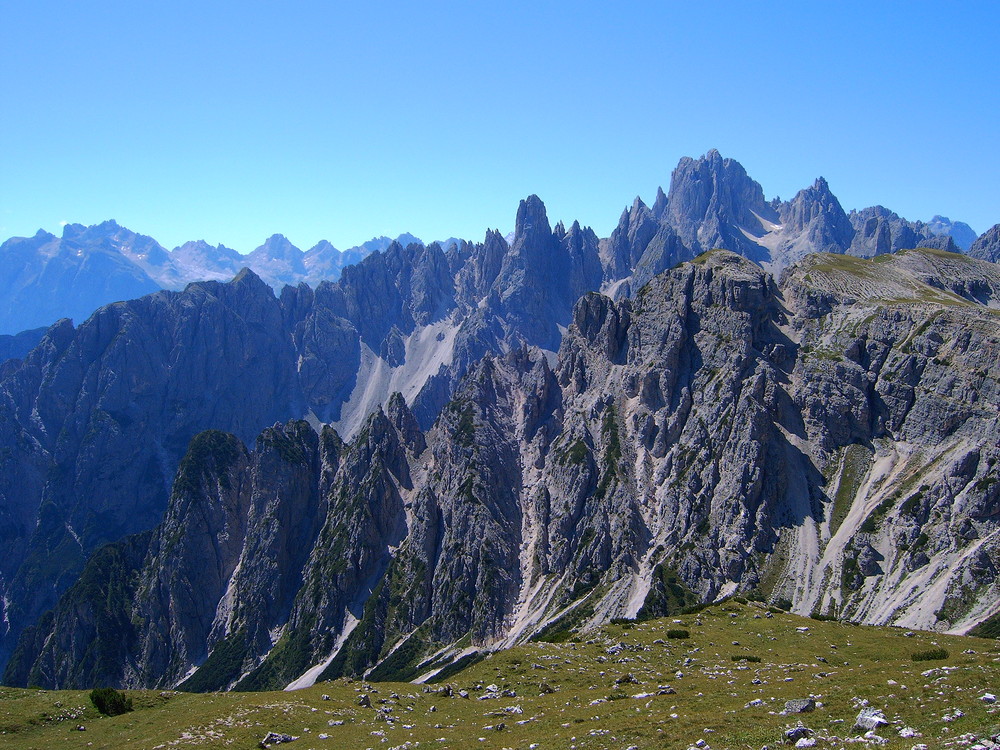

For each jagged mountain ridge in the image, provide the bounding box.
[0,150,998,688]
[7,247,1000,692]
[0,151,991,337]
[0,222,427,335]
[0,194,620,673]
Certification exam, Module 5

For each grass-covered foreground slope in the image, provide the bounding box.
[1,602,998,749]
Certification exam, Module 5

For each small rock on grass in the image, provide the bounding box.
[854,707,888,732]
[783,698,816,714]
[785,725,813,741]
[260,732,298,748]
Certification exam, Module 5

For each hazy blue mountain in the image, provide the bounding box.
[926,215,977,251]
[0,225,161,334]
[0,327,48,363]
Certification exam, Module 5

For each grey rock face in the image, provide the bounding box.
[0,194,619,670]
[0,269,302,668]
[4,421,335,690]
[968,224,1000,262]
[662,149,778,263]
[848,206,958,258]
[775,178,855,264]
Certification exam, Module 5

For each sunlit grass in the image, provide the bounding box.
[1,601,998,749]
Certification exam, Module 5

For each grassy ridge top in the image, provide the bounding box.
[1,602,998,749]
[787,247,1000,309]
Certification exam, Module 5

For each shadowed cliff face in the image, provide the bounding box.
[9,248,1000,691]
[968,223,1000,263]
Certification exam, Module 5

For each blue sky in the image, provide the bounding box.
[2,2,997,253]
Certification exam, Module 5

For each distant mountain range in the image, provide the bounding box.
[0,150,998,693]
[0,226,438,335]
[0,154,993,338]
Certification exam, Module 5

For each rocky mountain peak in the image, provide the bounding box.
[514,194,552,242]
[628,196,649,223]
[386,391,426,454]
[230,266,269,289]
[253,234,302,261]
[652,185,668,219]
[776,177,854,260]
[305,239,338,257]
[926,215,977,251]
[663,150,775,261]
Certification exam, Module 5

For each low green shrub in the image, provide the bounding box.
[911,647,949,662]
[90,687,133,716]
[666,629,690,639]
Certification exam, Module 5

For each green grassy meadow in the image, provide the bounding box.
[2,601,997,749]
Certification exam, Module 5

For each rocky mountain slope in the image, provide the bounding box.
[0,150,997,690]
[6,247,999,691]
[969,224,1000,263]
[0,193,613,673]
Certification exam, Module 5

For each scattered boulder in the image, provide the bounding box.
[784,724,813,741]
[854,707,888,731]
[358,694,371,708]
[783,699,816,714]
[260,732,298,748]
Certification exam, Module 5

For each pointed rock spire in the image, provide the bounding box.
[514,195,552,242]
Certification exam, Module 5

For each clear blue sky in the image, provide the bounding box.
[2,1,997,253]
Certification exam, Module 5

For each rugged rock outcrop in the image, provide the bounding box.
[848,206,958,258]
[0,196,608,671]
[661,149,778,263]
[968,224,1000,263]
[0,269,303,667]
[9,248,1000,692]
[776,178,856,263]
